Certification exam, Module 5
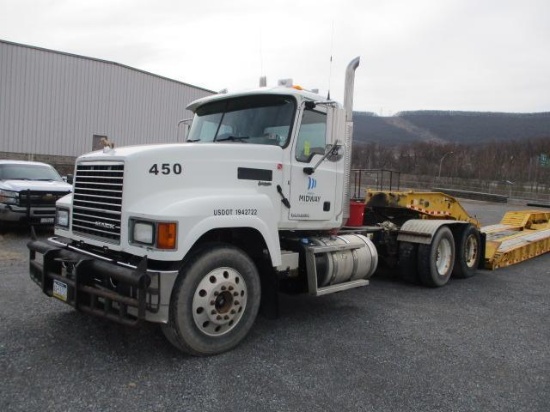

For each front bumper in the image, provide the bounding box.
[28,238,176,326]
[0,203,56,224]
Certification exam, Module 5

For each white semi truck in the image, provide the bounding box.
[28,58,484,355]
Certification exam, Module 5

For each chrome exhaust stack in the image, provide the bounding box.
[342,57,360,223]
[344,57,360,122]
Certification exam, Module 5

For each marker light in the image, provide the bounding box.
[157,222,177,250]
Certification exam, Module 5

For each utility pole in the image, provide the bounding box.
[438,151,454,180]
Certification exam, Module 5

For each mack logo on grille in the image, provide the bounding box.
[94,221,116,230]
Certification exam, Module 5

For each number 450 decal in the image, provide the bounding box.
[149,163,182,175]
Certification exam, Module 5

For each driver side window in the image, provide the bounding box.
[295,109,327,163]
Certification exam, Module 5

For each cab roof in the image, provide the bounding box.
[186,86,341,112]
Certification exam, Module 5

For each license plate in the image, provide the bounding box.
[40,217,55,224]
[53,279,68,302]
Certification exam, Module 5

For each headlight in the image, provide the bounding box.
[131,219,177,250]
[56,208,70,227]
[0,189,18,205]
[133,221,155,245]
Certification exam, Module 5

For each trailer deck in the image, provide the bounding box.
[482,211,550,269]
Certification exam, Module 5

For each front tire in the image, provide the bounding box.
[418,226,455,287]
[163,244,261,356]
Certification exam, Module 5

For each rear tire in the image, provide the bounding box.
[398,242,419,283]
[418,226,455,287]
[452,224,481,279]
[163,244,261,356]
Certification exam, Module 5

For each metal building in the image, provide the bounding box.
[0,39,213,167]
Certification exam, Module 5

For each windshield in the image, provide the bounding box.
[0,164,63,181]
[187,95,296,147]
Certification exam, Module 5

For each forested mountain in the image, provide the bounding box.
[353,111,550,145]
[350,111,550,194]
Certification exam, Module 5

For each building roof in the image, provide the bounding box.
[0,38,214,94]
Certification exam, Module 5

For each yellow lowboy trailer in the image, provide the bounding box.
[364,190,550,272]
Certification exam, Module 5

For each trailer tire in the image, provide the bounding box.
[398,242,419,283]
[452,224,481,279]
[163,243,261,356]
[417,226,455,287]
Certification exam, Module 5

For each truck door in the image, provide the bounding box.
[288,106,337,221]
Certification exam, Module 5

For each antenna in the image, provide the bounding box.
[327,20,335,100]
[259,26,264,81]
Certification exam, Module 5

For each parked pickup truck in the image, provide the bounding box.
[0,160,72,229]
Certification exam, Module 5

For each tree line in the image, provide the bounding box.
[351,137,550,193]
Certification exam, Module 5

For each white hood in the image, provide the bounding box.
[1,179,72,192]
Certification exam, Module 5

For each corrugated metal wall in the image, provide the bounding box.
[0,40,213,157]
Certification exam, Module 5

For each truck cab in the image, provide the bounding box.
[185,87,347,228]
[28,58,381,355]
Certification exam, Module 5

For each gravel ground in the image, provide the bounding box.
[1,200,549,412]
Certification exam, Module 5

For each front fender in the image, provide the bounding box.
[128,190,282,266]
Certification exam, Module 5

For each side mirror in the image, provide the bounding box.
[303,141,344,175]
[66,174,74,184]
[326,143,344,162]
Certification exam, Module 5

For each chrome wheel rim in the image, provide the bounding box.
[464,235,479,268]
[436,238,453,276]
[192,267,247,337]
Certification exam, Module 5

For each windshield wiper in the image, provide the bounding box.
[215,135,249,142]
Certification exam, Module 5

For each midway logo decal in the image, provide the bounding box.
[299,176,320,203]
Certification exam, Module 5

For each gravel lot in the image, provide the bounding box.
[1,200,549,412]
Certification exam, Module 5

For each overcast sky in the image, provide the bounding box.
[1,0,549,114]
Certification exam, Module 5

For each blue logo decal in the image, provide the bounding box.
[307,176,317,190]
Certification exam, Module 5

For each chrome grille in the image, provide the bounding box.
[72,162,124,243]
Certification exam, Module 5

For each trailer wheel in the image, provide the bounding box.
[398,242,419,283]
[162,244,261,356]
[452,225,481,279]
[417,226,455,287]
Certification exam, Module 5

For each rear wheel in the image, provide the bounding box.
[418,226,455,287]
[162,244,261,356]
[398,242,419,283]
[452,224,481,278]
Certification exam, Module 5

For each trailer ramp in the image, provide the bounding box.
[482,211,550,269]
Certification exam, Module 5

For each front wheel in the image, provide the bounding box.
[162,244,261,356]
[417,226,455,287]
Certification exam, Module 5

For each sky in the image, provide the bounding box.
[1,0,549,115]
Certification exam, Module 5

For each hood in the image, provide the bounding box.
[1,179,72,192]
